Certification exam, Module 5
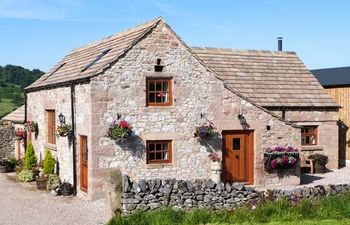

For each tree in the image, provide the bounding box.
[42,150,56,175]
[12,93,24,106]
[25,142,37,170]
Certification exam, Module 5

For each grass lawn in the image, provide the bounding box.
[108,193,350,225]
[0,98,17,118]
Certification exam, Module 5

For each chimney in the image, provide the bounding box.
[277,37,283,51]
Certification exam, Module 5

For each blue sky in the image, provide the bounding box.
[0,0,349,71]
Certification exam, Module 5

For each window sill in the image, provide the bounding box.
[144,106,175,110]
[44,143,57,151]
[301,145,323,151]
[146,163,173,169]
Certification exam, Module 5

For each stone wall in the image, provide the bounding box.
[89,20,301,199]
[26,83,91,188]
[119,175,350,213]
[269,108,339,169]
[0,125,15,158]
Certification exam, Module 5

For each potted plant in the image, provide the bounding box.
[208,152,221,182]
[308,153,328,173]
[15,129,26,140]
[47,174,61,191]
[18,170,34,182]
[264,146,299,171]
[36,150,56,190]
[0,159,7,173]
[107,119,132,142]
[56,124,72,137]
[194,122,215,138]
[59,181,74,196]
[25,121,38,133]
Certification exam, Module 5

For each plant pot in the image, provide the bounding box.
[211,161,222,183]
[314,164,326,174]
[0,166,7,173]
[36,178,48,190]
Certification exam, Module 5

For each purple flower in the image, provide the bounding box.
[271,159,277,169]
[282,156,289,164]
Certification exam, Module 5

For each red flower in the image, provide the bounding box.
[119,120,129,128]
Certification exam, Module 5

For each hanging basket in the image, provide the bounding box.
[264,146,299,171]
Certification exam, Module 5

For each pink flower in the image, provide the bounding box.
[282,156,289,163]
[270,159,277,169]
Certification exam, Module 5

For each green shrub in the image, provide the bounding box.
[47,174,60,190]
[6,157,18,172]
[24,142,37,170]
[42,149,55,175]
[15,159,24,174]
[18,169,34,182]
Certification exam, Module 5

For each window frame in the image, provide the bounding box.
[46,110,56,145]
[146,78,173,107]
[146,140,172,164]
[301,126,318,146]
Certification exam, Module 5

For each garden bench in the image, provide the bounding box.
[301,157,314,174]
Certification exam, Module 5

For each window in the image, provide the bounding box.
[147,140,172,164]
[47,110,56,144]
[146,78,172,106]
[301,126,318,145]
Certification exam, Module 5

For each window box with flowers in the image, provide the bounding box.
[194,122,215,138]
[107,119,132,142]
[264,146,299,171]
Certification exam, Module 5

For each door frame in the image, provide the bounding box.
[79,135,88,192]
[222,130,254,185]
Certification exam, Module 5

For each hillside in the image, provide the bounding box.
[0,65,44,118]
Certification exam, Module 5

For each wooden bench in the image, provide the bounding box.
[300,157,314,174]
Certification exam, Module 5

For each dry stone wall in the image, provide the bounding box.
[0,125,15,159]
[120,175,350,213]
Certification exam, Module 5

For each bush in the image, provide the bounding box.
[6,157,17,172]
[24,142,37,170]
[47,174,60,191]
[15,159,24,173]
[18,170,34,182]
[309,154,329,166]
[42,150,56,175]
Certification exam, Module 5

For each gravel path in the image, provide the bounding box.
[0,173,105,225]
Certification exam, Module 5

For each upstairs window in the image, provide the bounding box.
[146,140,172,164]
[146,78,172,106]
[301,126,318,146]
[47,110,56,145]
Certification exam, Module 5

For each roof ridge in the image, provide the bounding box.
[68,17,162,54]
[311,66,350,71]
[191,46,296,55]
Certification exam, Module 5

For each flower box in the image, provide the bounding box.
[264,146,299,171]
[15,129,26,140]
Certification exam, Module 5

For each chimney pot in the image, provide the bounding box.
[277,37,283,51]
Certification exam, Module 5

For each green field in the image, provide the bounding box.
[0,98,17,118]
[107,193,350,225]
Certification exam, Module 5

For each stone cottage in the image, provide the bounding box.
[25,17,338,200]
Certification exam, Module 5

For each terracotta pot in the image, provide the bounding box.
[36,178,48,190]
[314,164,326,174]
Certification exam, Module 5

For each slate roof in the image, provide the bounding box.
[311,67,350,87]
[2,105,25,123]
[192,47,339,108]
[26,17,163,90]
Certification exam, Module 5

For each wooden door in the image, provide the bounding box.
[222,131,254,184]
[80,136,88,192]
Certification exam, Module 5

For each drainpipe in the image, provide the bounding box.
[24,92,27,152]
[70,84,78,195]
